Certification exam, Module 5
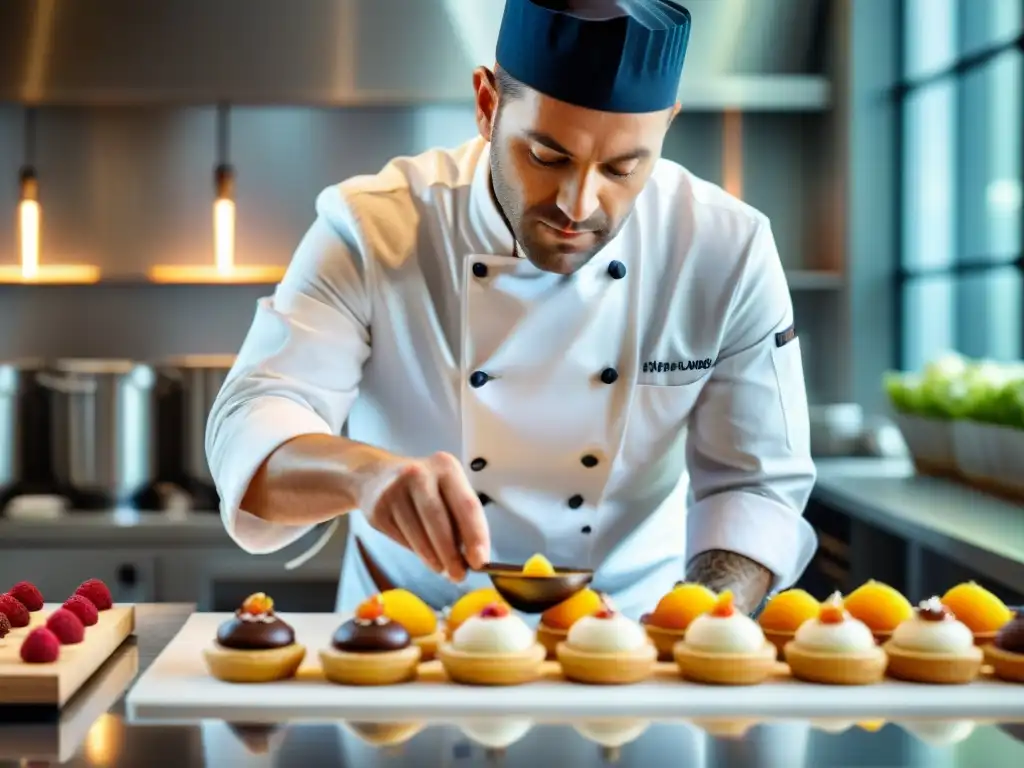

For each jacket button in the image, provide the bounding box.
[581,454,599,468]
[478,492,491,506]
[469,370,490,388]
[607,260,626,279]
[581,525,592,534]
[600,367,618,385]
[472,262,488,278]
[568,494,584,509]
[470,457,487,472]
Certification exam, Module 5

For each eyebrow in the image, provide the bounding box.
[524,130,651,164]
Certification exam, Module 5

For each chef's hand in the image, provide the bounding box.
[363,451,490,581]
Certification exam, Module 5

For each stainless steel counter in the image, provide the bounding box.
[4,604,1022,767]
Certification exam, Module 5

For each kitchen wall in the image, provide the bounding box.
[0,104,847,401]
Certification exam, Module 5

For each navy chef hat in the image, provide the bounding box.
[495,0,692,114]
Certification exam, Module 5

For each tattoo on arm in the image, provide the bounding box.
[685,549,773,615]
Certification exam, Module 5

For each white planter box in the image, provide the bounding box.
[891,413,958,476]
[953,420,1024,496]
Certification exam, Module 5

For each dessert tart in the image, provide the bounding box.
[984,608,1024,683]
[640,582,717,660]
[438,603,545,686]
[757,588,821,657]
[443,588,509,638]
[556,599,656,684]
[319,595,421,685]
[941,581,1014,645]
[376,588,443,662]
[536,588,603,659]
[883,597,983,684]
[784,592,886,685]
[674,591,776,685]
[458,718,534,749]
[203,593,306,683]
[342,721,425,747]
[842,579,914,644]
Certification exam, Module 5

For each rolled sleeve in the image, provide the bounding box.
[686,219,818,591]
[205,188,372,554]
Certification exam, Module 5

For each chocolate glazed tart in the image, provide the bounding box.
[983,610,1024,683]
[319,617,421,686]
[203,612,307,683]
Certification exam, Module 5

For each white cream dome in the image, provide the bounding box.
[452,613,535,654]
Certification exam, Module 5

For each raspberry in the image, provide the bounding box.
[20,627,60,663]
[0,594,30,627]
[74,579,113,611]
[7,582,44,612]
[0,613,10,639]
[46,608,85,644]
[62,595,99,626]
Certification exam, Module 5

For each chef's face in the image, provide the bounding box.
[474,66,678,274]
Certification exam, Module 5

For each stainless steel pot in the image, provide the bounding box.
[158,355,235,487]
[0,359,49,494]
[39,359,162,504]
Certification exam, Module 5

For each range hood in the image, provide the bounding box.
[0,0,831,110]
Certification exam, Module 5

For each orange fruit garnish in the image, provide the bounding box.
[758,589,820,632]
[241,592,274,615]
[941,581,1013,633]
[819,592,846,625]
[447,589,508,633]
[843,580,913,632]
[522,554,556,576]
[356,594,385,621]
[380,588,437,637]
[541,588,603,630]
[710,591,735,618]
[648,582,717,630]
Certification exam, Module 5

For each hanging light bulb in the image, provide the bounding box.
[213,161,235,275]
[18,166,40,281]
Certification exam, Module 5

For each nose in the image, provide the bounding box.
[556,168,601,226]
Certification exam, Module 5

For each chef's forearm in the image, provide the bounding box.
[685,549,773,615]
[241,434,400,526]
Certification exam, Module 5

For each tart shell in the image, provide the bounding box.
[318,645,421,686]
[203,643,306,683]
[883,642,983,684]
[983,645,1024,683]
[438,642,546,686]
[640,620,686,662]
[536,623,568,660]
[412,629,443,662]
[784,642,887,685]
[674,641,777,686]
[556,642,657,685]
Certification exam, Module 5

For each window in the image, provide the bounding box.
[897,0,1024,371]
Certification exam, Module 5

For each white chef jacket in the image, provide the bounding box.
[205,136,817,619]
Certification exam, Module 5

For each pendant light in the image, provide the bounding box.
[149,103,283,283]
[0,108,98,283]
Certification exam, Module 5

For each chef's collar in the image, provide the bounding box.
[467,139,518,257]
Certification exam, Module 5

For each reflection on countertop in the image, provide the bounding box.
[0,604,1020,768]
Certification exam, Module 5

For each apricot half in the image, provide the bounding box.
[446,588,508,633]
[380,588,437,637]
[647,582,717,630]
[758,589,820,633]
[541,588,603,630]
[842,580,913,633]
[941,581,1013,634]
[522,554,556,576]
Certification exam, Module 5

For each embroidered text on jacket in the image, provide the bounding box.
[642,359,713,374]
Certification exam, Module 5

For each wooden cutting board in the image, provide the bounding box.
[0,603,135,706]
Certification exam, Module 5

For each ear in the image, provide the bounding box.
[473,66,499,141]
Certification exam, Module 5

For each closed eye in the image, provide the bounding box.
[529,150,569,168]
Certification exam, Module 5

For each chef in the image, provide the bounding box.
[206,0,818,621]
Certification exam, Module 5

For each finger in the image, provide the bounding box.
[438,468,491,570]
[391,488,445,574]
[407,469,465,581]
